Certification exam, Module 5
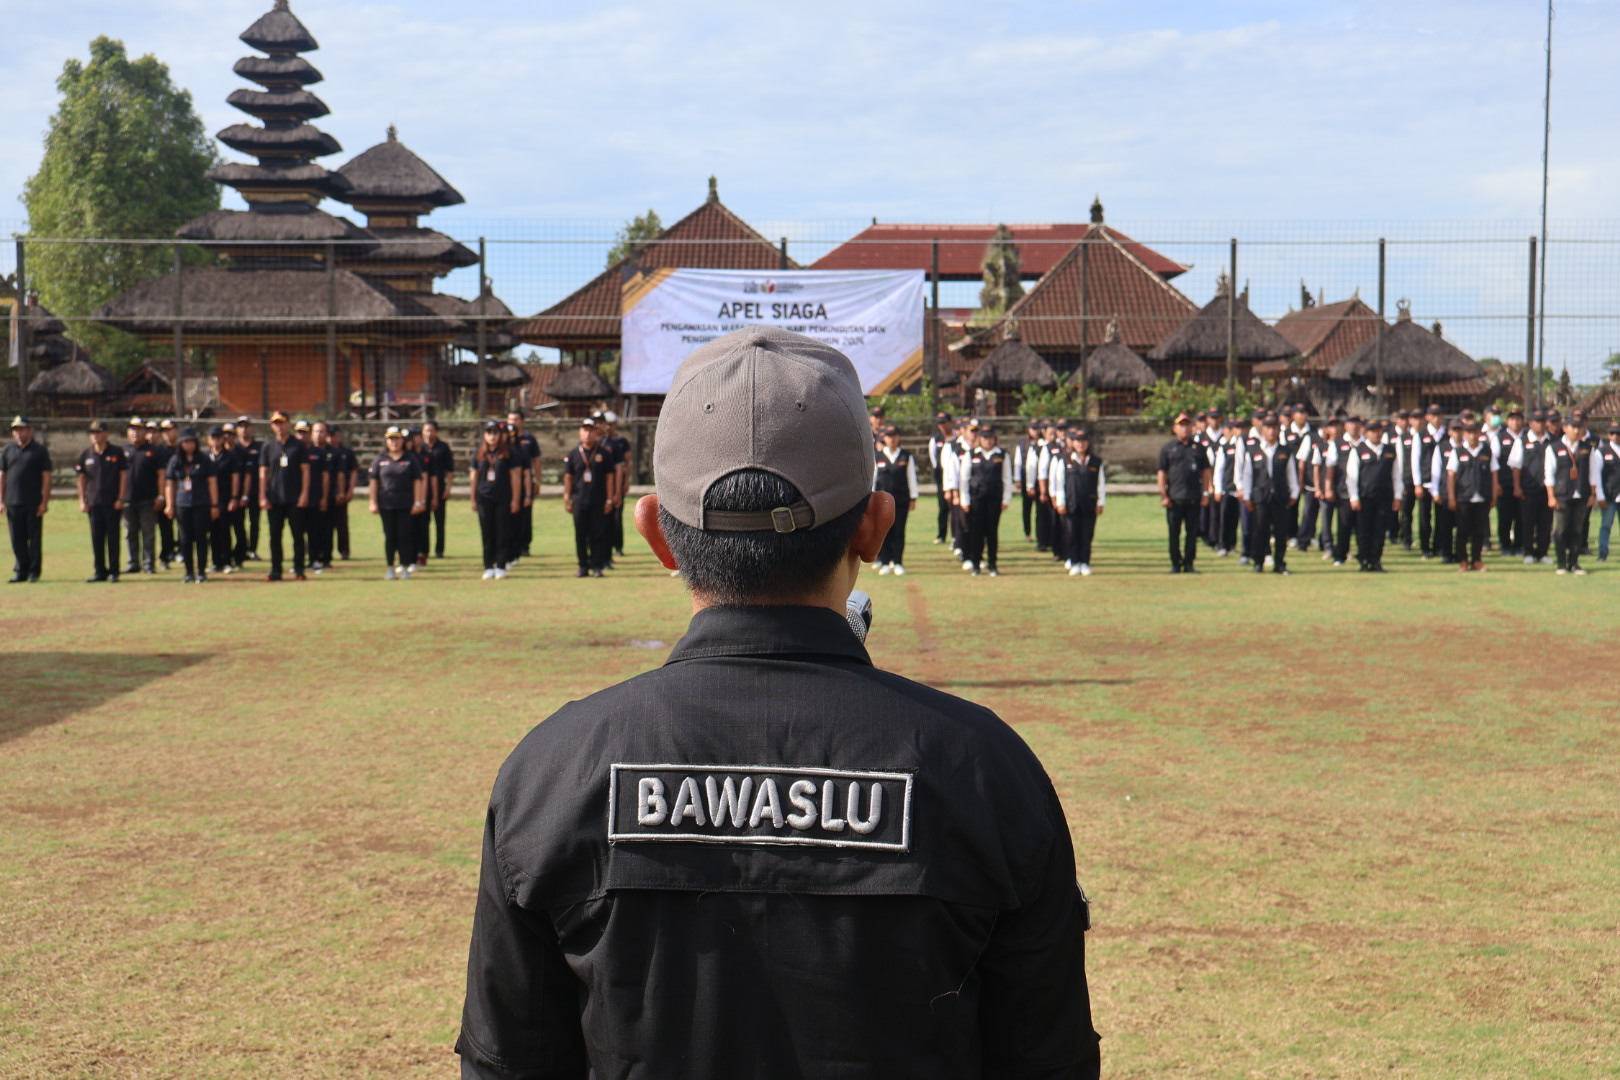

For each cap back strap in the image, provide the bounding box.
[703,501,815,534]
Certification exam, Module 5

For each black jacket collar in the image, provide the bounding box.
[665,605,871,667]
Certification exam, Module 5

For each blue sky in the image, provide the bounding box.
[5,0,1619,376]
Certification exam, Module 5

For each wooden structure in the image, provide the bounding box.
[544,363,616,417]
[1325,301,1488,414]
[1147,277,1296,387]
[962,325,1057,415]
[1075,320,1156,415]
[27,358,118,418]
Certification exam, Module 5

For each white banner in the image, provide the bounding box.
[620,268,925,395]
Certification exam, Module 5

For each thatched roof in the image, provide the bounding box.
[226,88,330,122]
[218,122,340,157]
[177,207,370,245]
[1079,341,1156,391]
[1579,381,1620,417]
[1148,287,1296,364]
[1260,296,1382,377]
[206,162,349,198]
[232,54,322,87]
[346,227,475,268]
[28,357,117,397]
[442,361,530,389]
[1330,308,1484,382]
[964,334,1057,392]
[30,335,89,364]
[546,363,615,400]
[338,130,464,206]
[240,2,320,55]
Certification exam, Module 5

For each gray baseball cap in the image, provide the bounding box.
[654,326,873,532]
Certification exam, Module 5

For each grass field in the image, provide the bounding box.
[2,494,1617,1079]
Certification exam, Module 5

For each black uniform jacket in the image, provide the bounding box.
[458,605,1098,1080]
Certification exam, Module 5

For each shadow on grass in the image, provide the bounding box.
[0,652,210,746]
[927,677,1137,689]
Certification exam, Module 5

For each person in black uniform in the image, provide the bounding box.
[1324,415,1363,567]
[958,424,1011,577]
[457,325,1098,1079]
[164,428,219,584]
[1053,426,1105,576]
[1493,407,1525,556]
[122,418,162,574]
[1597,423,1620,562]
[927,411,955,545]
[369,425,427,579]
[563,417,615,578]
[1446,421,1496,572]
[233,416,263,562]
[405,427,437,569]
[421,419,455,558]
[1430,418,1464,563]
[508,410,542,561]
[204,425,240,575]
[1014,417,1040,540]
[1211,415,1246,556]
[1236,414,1300,575]
[1512,410,1553,564]
[327,425,358,561]
[1156,411,1212,574]
[259,411,311,582]
[302,420,333,573]
[1348,419,1403,572]
[871,423,917,574]
[75,420,128,583]
[470,420,521,580]
[1392,411,1418,550]
[602,411,633,561]
[152,419,180,568]
[1544,411,1600,575]
[1,416,52,583]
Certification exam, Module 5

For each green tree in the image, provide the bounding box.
[606,209,663,268]
[970,225,1023,328]
[21,37,219,372]
[1016,381,1088,420]
[1603,352,1620,381]
[1140,371,1257,423]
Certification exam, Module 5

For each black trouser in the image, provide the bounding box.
[936,485,951,543]
[7,507,43,578]
[380,507,414,567]
[573,500,610,571]
[1166,499,1199,571]
[1020,489,1035,538]
[1520,486,1552,559]
[950,503,968,551]
[1356,497,1391,569]
[518,502,535,556]
[1456,500,1489,565]
[305,506,330,566]
[1034,499,1055,550]
[158,508,175,564]
[432,501,448,557]
[877,497,910,567]
[267,504,306,577]
[964,499,1001,570]
[1553,497,1589,571]
[1065,506,1097,566]
[1218,494,1242,553]
[1200,498,1216,547]
[333,502,351,558]
[229,505,248,564]
[1317,494,1336,552]
[1251,495,1291,572]
[245,502,261,556]
[88,503,120,578]
[1054,507,1072,560]
[1397,488,1415,547]
[477,499,512,570]
[124,499,158,571]
[1296,491,1320,549]
[413,508,431,565]
[1415,492,1436,556]
[210,506,235,571]
[1495,491,1520,553]
[175,505,212,577]
[1434,501,1456,562]
[1332,498,1358,563]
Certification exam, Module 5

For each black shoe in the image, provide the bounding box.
[591,569,604,578]
[294,572,306,581]
[7,574,25,584]
[197,573,208,584]
[1274,566,1288,574]
[124,564,141,575]
[265,573,282,582]
[576,568,589,578]
[86,575,107,583]
[1252,565,1264,574]
[182,574,196,584]
[28,573,40,582]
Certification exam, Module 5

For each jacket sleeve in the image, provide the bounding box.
[977,783,1101,1080]
[456,807,589,1080]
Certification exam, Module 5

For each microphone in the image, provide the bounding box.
[845,590,873,643]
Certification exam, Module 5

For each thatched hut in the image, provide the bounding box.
[1147,277,1295,388]
[27,358,118,418]
[545,363,615,417]
[1074,321,1156,415]
[442,359,529,413]
[1328,301,1487,413]
[963,325,1056,415]
[1579,381,1620,419]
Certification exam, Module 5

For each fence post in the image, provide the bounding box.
[1525,236,1539,409]
[1225,238,1237,412]
[14,240,29,414]
[779,237,788,271]
[1375,238,1386,415]
[172,245,185,418]
[325,240,337,418]
[1078,236,1089,419]
[929,239,940,416]
[476,237,488,418]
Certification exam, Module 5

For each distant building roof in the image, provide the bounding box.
[1148,284,1296,365]
[964,331,1057,392]
[28,357,117,397]
[1329,304,1484,383]
[1257,296,1382,378]
[240,0,320,54]
[337,128,465,207]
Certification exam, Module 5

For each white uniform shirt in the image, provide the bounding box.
[873,446,920,500]
[1346,436,1407,502]
[957,447,1014,510]
[1543,434,1606,497]
[1235,438,1302,501]
[1049,452,1107,509]
[1444,442,1498,503]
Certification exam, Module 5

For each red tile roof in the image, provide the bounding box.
[965,232,1197,355]
[811,221,1188,281]
[1259,297,1382,377]
[511,197,797,350]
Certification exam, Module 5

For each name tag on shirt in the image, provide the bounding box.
[609,763,913,852]
[279,455,289,467]
[182,478,192,492]
[486,468,496,482]
[582,469,593,483]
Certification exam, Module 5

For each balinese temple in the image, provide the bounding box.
[1255,290,1382,413]
[93,0,496,417]
[1146,276,1296,387]
[1324,301,1489,415]
[944,200,1198,390]
[13,295,119,418]
[1073,320,1157,416]
[960,324,1057,415]
[510,178,796,412]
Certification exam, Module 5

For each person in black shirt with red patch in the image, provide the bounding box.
[422,419,455,558]
[600,411,632,561]
[327,425,358,561]
[1156,411,1212,573]
[508,410,542,562]
[164,428,219,584]
[369,425,427,579]
[470,420,521,579]
[259,411,311,581]
[233,416,263,563]
[303,420,333,573]
[1,416,52,583]
[205,426,240,575]
[563,417,615,578]
[75,420,128,583]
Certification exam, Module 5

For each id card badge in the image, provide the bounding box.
[182,478,193,492]
[582,469,593,483]
[279,455,289,467]
[486,468,496,482]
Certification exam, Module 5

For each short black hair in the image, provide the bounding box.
[660,469,869,605]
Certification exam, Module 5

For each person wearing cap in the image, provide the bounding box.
[927,411,956,547]
[1509,409,1553,564]
[259,411,311,582]
[868,404,886,444]
[507,410,543,564]
[1306,416,1340,557]
[944,420,976,559]
[74,420,129,583]
[470,421,520,579]
[369,426,427,579]
[1012,418,1039,542]
[1210,415,1248,557]
[1322,415,1364,568]
[871,424,918,574]
[302,421,334,573]
[1051,427,1105,576]
[231,417,263,563]
[601,411,632,562]
[1596,423,1620,562]
[121,419,162,574]
[1033,419,1062,556]
[220,424,246,568]
[457,325,1099,1080]
[400,426,437,570]
[204,426,241,575]
[1157,412,1212,574]
[1391,411,1418,551]
[1491,407,1525,557]
[1544,409,1603,575]
[421,419,455,558]
[1347,420,1404,572]
[1408,405,1445,559]
[562,417,616,578]
[146,420,176,568]
[1443,421,1496,572]
[1426,418,1466,564]
[163,428,219,584]
[0,417,52,583]
[1236,414,1300,575]
[1569,410,1599,556]
[958,423,1011,576]
[326,425,358,562]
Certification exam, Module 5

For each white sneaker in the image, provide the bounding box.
[384,567,396,580]
[1263,555,1275,569]
[877,564,892,575]
[1573,567,1587,576]
[1541,556,1555,565]
[1556,568,1568,575]
[402,564,414,578]
[509,557,520,568]
[482,569,496,580]
[1079,564,1092,576]
[892,564,905,576]
[1524,555,1535,564]
[494,568,508,579]
[1068,564,1082,576]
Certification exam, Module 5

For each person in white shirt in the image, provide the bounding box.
[1236,415,1301,575]
[1347,418,1405,572]
[1429,418,1465,563]
[1051,427,1106,576]
[927,412,956,547]
[1445,420,1497,571]
[958,424,1012,576]
[1543,410,1605,574]
[871,425,920,575]
[1508,409,1552,563]
[1013,418,1040,542]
